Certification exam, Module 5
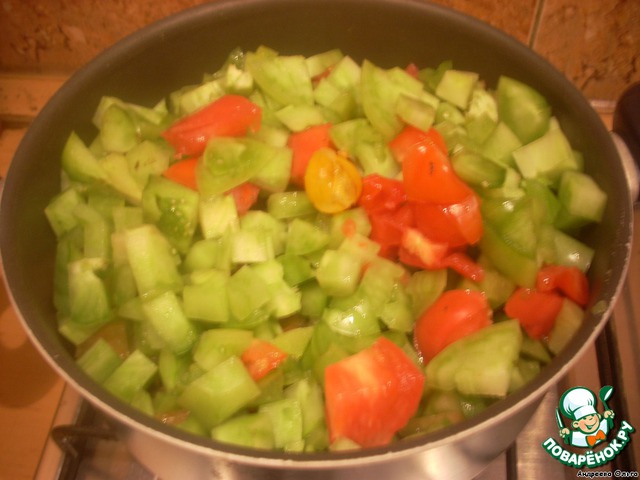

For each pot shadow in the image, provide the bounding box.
[0,280,60,407]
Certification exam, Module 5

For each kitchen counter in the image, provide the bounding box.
[0,74,67,480]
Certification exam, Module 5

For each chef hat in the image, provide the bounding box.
[560,387,598,421]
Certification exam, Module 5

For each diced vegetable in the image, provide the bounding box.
[324,337,425,447]
[414,289,492,362]
[45,46,606,453]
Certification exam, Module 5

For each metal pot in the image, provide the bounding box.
[1,0,636,478]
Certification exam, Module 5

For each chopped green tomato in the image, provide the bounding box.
[211,412,275,449]
[556,171,607,225]
[435,69,479,110]
[547,298,584,354]
[193,328,253,371]
[45,188,84,236]
[67,258,112,326]
[497,76,551,144]
[62,131,107,183]
[124,224,183,297]
[99,104,139,153]
[183,269,230,324]
[315,249,364,297]
[426,320,522,397]
[77,338,123,383]
[142,175,200,253]
[259,398,304,450]
[197,138,271,197]
[360,60,425,140]
[512,125,579,185]
[179,356,260,429]
[103,350,158,403]
[245,52,314,106]
[141,291,197,354]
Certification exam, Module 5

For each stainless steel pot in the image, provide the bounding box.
[1,1,636,479]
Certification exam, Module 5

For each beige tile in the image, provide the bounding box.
[1,0,538,73]
[432,0,539,44]
[0,0,637,105]
[533,0,640,102]
[0,0,206,72]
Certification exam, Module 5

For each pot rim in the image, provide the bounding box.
[1,0,633,468]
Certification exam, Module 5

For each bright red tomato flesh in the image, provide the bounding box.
[162,94,262,157]
[536,265,589,306]
[240,339,289,382]
[504,287,564,339]
[414,289,492,363]
[412,193,483,247]
[324,337,425,447]
[287,123,333,187]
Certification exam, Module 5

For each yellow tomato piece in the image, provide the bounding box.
[304,148,362,214]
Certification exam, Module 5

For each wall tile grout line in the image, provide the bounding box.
[528,0,547,48]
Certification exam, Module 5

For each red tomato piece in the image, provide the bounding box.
[312,65,335,85]
[504,288,564,339]
[413,192,483,247]
[369,204,414,248]
[162,95,262,157]
[377,243,400,260]
[399,228,450,268]
[398,246,484,282]
[162,157,199,190]
[536,265,590,306]
[240,339,289,382]
[227,182,261,215]
[287,123,333,186]
[324,337,425,447]
[442,252,485,282]
[414,289,492,363]
[389,126,448,161]
[405,63,420,79]
[401,144,473,204]
[358,174,407,214]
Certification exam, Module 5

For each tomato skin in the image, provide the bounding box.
[414,289,492,363]
[536,265,589,306]
[162,95,262,157]
[504,288,564,339]
[443,252,485,282]
[324,337,425,447]
[227,182,261,215]
[288,123,333,186]
[405,63,420,79]
[390,126,471,204]
[400,228,450,268]
[240,339,289,382]
[162,157,199,190]
[412,192,483,247]
[369,204,414,247]
[358,174,407,214]
[401,144,473,204]
[304,148,362,214]
[389,126,448,161]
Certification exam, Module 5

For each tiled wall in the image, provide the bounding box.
[1,0,638,103]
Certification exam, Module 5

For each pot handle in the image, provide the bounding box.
[612,82,640,202]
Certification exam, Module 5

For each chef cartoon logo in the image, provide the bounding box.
[541,385,636,469]
[557,386,614,448]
